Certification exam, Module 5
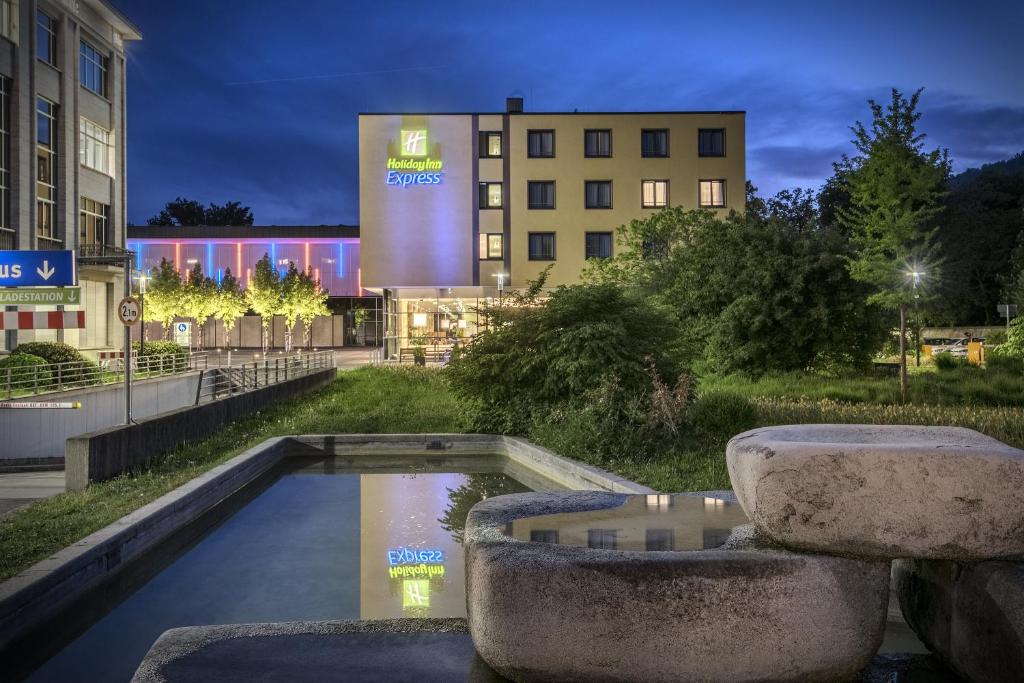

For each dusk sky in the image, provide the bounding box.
[115,0,1024,226]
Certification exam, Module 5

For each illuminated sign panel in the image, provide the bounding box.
[386,129,444,187]
[403,579,430,608]
[386,547,446,579]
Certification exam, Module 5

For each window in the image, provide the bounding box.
[80,41,108,96]
[478,181,502,209]
[479,131,502,158]
[699,180,727,208]
[478,233,503,260]
[699,128,725,157]
[0,77,9,248]
[528,232,555,261]
[584,129,611,157]
[37,10,56,66]
[585,180,612,209]
[646,529,674,551]
[79,197,109,247]
[530,530,559,544]
[1,1,17,45]
[80,118,114,175]
[527,129,554,158]
[36,98,57,243]
[585,232,612,260]
[527,181,555,209]
[587,529,618,550]
[641,129,669,157]
[642,180,669,208]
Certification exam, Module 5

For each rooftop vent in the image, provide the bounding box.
[506,97,524,113]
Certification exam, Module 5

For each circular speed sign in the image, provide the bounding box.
[118,296,141,326]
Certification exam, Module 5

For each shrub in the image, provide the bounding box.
[0,353,52,389]
[132,340,188,359]
[690,391,757,443]
[12,341,98,385]
[987,352,1024,374]
[933,352,969,371]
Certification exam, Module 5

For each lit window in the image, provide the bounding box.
[478,182,502,209]
[642,180,668,208]
[36,98,57,243]
[641,129,669,157]
[80,41,108,96]
[79,198,109,247]
[479,131,502,158]
[646,494,672,507]
[527,130,554,158]
[584,129,611,157]
[79,118,114,175]
[585,181,612,209]
[527,181,555,209]
[699,129,725,157]
[37,11,57,66]
[699,180,727,208]
[0,1,17,45]
[585,232,612,260]
[478,233,503,260]
[528,232,555,261]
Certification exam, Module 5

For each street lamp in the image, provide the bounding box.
[134,270,149,356]
[493,272,507,307]
[908,268,925,367]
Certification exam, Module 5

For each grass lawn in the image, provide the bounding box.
[3,364,1023,583]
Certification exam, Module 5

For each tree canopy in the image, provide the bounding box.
[147,197,254,226]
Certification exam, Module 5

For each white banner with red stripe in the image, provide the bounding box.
[1,310,85,330]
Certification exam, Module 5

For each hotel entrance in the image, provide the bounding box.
[382,287,500,363]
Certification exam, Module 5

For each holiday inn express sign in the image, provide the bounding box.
[385,129,444,187]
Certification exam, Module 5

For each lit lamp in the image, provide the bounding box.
[440,318,450,330]
[458,319,467,329]
[412,312,428,328]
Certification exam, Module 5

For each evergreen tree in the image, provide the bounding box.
[837,88,951,399]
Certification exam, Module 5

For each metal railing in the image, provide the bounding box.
[2,352,209,398]
[194,350,335,404]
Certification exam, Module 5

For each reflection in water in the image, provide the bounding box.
[439,474,532,544]
[506,494,748,551]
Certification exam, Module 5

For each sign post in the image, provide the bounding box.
[998,304,1018,337]
[119,289,136,424]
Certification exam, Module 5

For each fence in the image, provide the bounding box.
[2,353,209,399]
[194,350,335,404]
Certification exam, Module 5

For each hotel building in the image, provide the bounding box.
[359,98,745,359]
[0,0,140,351]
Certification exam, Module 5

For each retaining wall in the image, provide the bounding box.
[65,368,336,489]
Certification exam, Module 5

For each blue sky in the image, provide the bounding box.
[116,0,1024,225]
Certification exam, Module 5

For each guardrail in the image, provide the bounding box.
[194,350,335,404]
[2,353,209,399]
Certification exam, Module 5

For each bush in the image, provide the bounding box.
[12,341,98,385]
[933,352,969,371]
[987,352,1024,374]
[132,340,188,359]
[0,353,52,388]
[690,391,757,442]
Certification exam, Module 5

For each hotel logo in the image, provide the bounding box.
[400,129,428,157]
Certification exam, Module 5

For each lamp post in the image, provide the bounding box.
[910,270,923,367]
[493,272,507,307]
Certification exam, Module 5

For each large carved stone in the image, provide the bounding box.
[727,424,1024,560]
[893,558,1024,683]
[465,492,890,683]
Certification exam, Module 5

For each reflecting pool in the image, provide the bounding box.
[20,457,539,682]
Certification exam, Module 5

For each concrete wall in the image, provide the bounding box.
[0,372,200,462]
[65,368,336,489]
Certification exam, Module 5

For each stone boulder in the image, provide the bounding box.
[465,491,890,683]
[727,424,1024,560]
[893,558,1024,683]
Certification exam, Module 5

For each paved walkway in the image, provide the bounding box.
[0,470,64,516]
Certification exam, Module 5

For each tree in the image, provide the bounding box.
[245,253,282,352]
[281,264,330,350]
[144,258,183,340]
[215,268,249,345]
[147,197,254,226]
[298,270,329,348]
[179,263,217,349]
[837,88,951,399]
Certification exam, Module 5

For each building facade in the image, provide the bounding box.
[359,98,745,358]
[0,0,140,351]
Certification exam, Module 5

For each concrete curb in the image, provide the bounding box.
[0,432,654,655]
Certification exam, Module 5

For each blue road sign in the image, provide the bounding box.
[0,250,77,287]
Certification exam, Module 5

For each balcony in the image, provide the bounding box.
[77,242,134,266]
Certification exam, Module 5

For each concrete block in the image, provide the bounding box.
[727,424,1024,559]
[465,491,890,683]
[893,558,1024,683]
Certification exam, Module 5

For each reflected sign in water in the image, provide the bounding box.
[505,493,748,551]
